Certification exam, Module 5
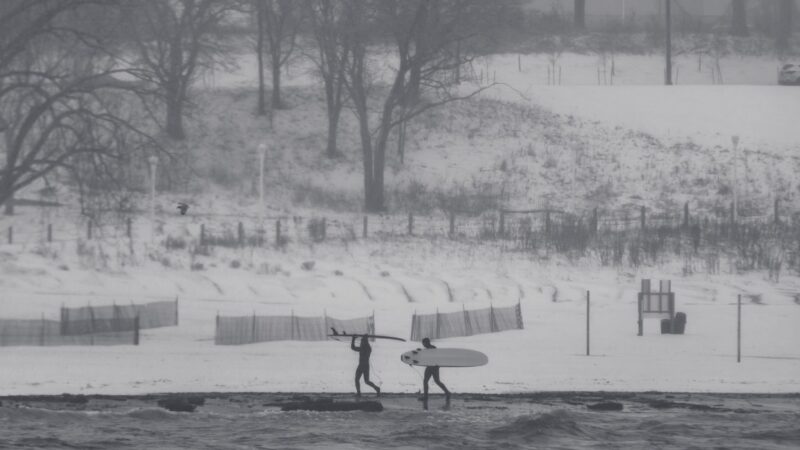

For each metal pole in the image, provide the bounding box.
[737,294,741,363]
[732,136,739,224]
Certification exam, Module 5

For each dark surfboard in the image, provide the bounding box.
[328,329,406,342]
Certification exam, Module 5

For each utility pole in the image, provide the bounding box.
[665,0,672,85]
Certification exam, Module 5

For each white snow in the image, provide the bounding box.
[1,239,799,396]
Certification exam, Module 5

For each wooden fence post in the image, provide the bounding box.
[60,305,67,335]
[363,216,368,238]
[174,297,179,325]
[134,315,140,346]
[408,213,414,236]
[47,224,52,242]
[640,206,646,230]
[435,308,440,339]
[40,313,46,347]
[89,303,95,346]
[499,211,505,237]
[449,212,455,239]
[7,226,11,244]
[238,222,244,246]
[683,202,689,229]
[200,224,205,246]
[545,210,551,235]
[290,309,296,340]
[251,312,257,344]
[586,291,590,356]
[737,294,741,363]
[276,220,281,244]
[215,312,219,345]
[463,304,471,336]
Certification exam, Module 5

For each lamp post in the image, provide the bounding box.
[258,142,267,218]
[731,136,739,224]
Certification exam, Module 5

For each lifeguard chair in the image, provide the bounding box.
[637,279,675,335]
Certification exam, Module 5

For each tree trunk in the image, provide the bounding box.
[2,135,12,215]
[731,0,748,36]
[777,0,793,50]
[326,105,340,158]
[256,0,267,115]
[574,0,586,30]
[271,57,282,109]
[166,93,185,140]
[166,36,186,140]
[665,0,672,85]
[397,117,406,164]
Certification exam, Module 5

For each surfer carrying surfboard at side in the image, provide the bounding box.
[421,338,450,410]
[351,335,381,397]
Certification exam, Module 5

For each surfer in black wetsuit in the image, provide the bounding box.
[421,337,450,410]
[351,335,380,397]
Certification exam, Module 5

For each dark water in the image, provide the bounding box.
[1,393,798,449]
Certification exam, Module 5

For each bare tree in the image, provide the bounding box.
[731,0,748,36]
[259,0,300,110]
[777,0,794,50]
[255,0,268,116]
[126,0,235,140]
[574,0,586,30]
[341,0,491,212]
[0,0,158,214]
[306,0,351,157]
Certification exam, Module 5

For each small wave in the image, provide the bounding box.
[488,410,588,439]
[0,405,103,422]
[124,407,177,421]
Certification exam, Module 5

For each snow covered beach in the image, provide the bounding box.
[1,237,799,396]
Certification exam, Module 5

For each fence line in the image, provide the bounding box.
[215,311,375,345]
[0,317,139,347]
[410,302,523,342]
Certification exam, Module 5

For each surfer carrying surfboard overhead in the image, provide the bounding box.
[351,335,381,397]
[421,338,451,410]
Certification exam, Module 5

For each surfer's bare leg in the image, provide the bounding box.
[432,368,450,407]
[423,368,433,410]
[363,366,380,396]
[355,365,364,396]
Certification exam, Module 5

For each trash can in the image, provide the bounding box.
[660,318,672,334]
[673,312,687,334]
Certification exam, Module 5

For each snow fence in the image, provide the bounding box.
[215,313,375,345]
[410,303,523,341]
[0,318,138,346]
[0,299,178,347]
[60,299,179,335]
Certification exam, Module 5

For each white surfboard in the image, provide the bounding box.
[400,348,488,367]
